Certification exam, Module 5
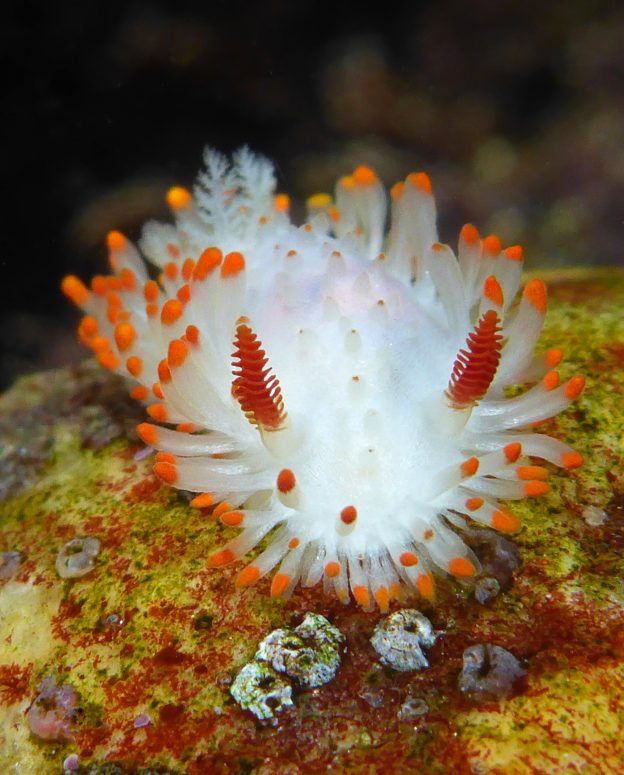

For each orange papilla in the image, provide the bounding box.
[119,268,137,291]
[517,465,549,481]
[524,279,547,313]
[373,586,390,612]
[147,403,168,422]
[152,382,164,400]
[221,510,244,526]
[144,280,159,302]
[231,322,286,431]
[106,230,126,252]
[483,275,504,306]
[545,348,564,367]
[97,351,119,370]
[491,508,520,533]
[504,245,524,261]
[79,315,99,338]
[465,497,484,512]
[276,469,296,494]
[460,457,479,477]
[208,548,235,567]
[177,422,196,433]
[274,193,290,212]
[168,339,189,368]
[504,442,522,462]
[460,223,479,245]
[270,573,291,597]
[524,481,550,497]
[107,276,122,291]
[212,502,232,519]
[153,461,177,484]
[352,165,377,186]
[167,243,180,258]
[340,505,357,524]
[194,247,222,280]
[161,299,183,325]
[158,359,171,383]
[416,573,435,600]
[186,325,200,345]
[482,234,502,257]
[236,565,261,587]
[447,309,503,408]
[182,258,195,281]
[164,262,178,281]
[176,284,191,304]
[137,423,158,446]
[288,537,299,549]
[543,370,560,391]
[407,171,432,194]
[562,450,583,469]
[91,275,109,295]
[390,181,405,200]
[399,552,419,567]
[352,586,370,608]
[190,493,214,509]
[325,561,341,578]
[61,275,90,306]
[130,385,149,401]
[156,451,176,464]
[221,251,245,278]
[565,376,586,400]
[126,356,143,378]
[166,186,192,210]
[114,322,136,352]
[448,557,477,577]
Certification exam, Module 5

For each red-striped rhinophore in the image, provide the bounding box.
[447,310,503,408]
[231,322,286,431]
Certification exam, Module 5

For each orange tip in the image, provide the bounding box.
[460,223,479,245]
[274,193,290,212]
[460,456,480,477]
[373,586,390,612]
[390,181,405,201]
[503,442,522,463]
[106,230,127,252]
[448,557,477,577]
[158,359,171,384]
[340,505,357,524]
[190,493,214,509]
[161,299,184,326]
[543,370,560,391]
[407,171,432,195]
[130,385,149,401]
[236,565,261,588]
[186,325,200,345]
[166,186,192,210]
[97,351,119,370]
[220,251,245,278]
[277,469,296,494]
[465,497,484,512]
[114,322,136,352]
[152,382,164,400]
[483,275,504,307]
[61,275,90,306]
[524,480,550,497]
[147,403,168,422]
[482,234,502,257]
[352,165,377,186]
[270,573,292,598]
[221,510,244,526]
[168,338,189,368]
[126,356,143,378]
[517,465,549,481]
[194,247,223,280]
[491,508,520,533]
[504,245,523,262]
[545,348,564,367]
[352,585,370,609]
[153,461,177,484]
[208,548,235,567]
[565,376,585,400]
[416,572,435,601]
[562,451,583,469]
[399,551,419,567]
[144,280,159,302]
[137,423,158,446]
[524,279,547,314]
[324,561,341,578]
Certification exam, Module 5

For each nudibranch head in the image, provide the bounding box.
[62,147,585,611]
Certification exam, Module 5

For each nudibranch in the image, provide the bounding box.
[62,147,585,611]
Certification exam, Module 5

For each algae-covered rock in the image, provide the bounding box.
[1,268,624,773]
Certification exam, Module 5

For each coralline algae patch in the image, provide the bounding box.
[0,268,623,774]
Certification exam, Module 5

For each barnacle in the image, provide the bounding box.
[62,147,585,611]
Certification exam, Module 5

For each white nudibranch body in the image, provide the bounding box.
[62,147,585,611]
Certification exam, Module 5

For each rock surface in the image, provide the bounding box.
[1,268,623,773]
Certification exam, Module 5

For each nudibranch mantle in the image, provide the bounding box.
[62,147,584,611]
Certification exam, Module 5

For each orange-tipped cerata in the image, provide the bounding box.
[447,310,503,408]
[231,322,286,431]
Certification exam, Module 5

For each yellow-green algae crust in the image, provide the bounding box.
[0,268,623,774]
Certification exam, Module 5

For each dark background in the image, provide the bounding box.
[2,0,623,389]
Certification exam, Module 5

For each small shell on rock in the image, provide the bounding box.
[230,661,294,720]
[56,536,101,579]
[255,612,344,689]
[370,609,437,671]
[458,643,526,701]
